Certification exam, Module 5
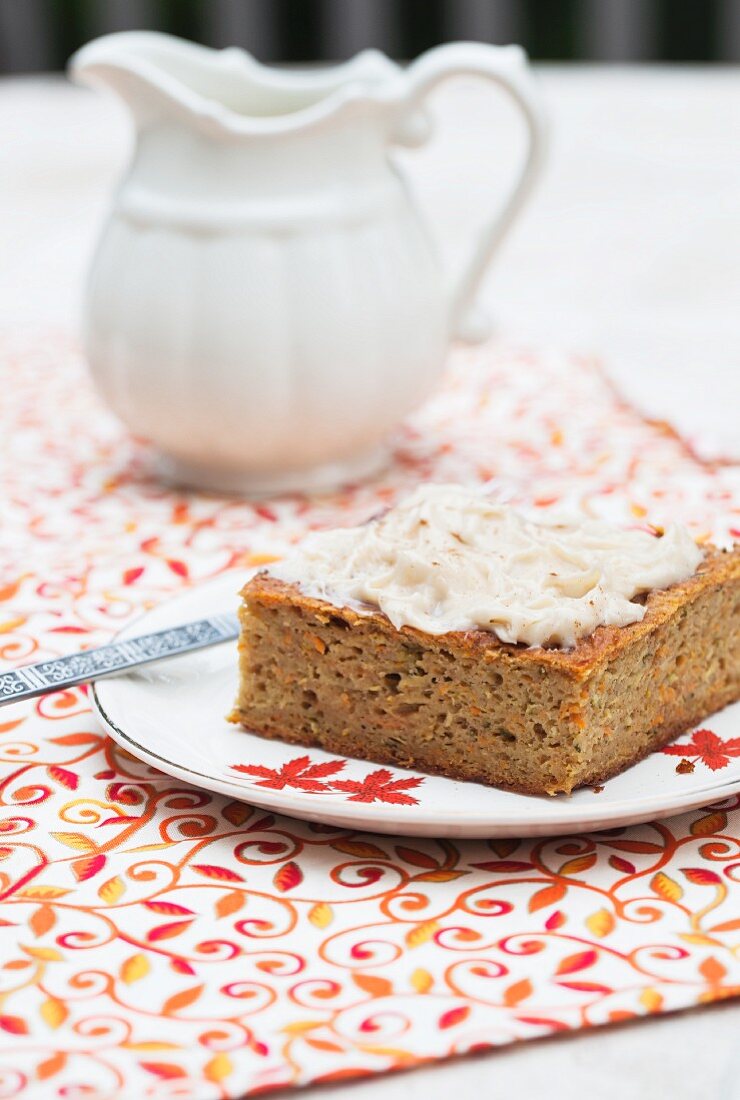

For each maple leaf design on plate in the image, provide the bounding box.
[230,756,426,805]
[330,768,424,805]
[230,754,346,792]
[661,728,740,771]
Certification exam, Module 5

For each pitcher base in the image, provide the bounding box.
[155,445,391,497]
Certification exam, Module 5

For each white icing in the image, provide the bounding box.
[269,484,703,648]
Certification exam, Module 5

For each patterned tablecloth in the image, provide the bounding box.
[0,333,738,1099]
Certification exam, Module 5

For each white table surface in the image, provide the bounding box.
[1,66,739,1099]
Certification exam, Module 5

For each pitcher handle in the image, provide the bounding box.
[394,43,547,344]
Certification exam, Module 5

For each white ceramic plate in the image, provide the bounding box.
[92,573,740,838]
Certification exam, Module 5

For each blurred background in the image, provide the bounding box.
[3,0,740,70]
[1,0,738,459]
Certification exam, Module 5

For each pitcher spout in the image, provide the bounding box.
[70,31,402,138]
[70,32,188,126]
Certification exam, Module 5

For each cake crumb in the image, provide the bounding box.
[591,784,605,794]
[676,758,695,774]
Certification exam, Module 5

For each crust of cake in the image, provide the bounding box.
[229,547,740,796]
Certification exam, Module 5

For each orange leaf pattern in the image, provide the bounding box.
[39,999,68,1030]
[0,334,738,1096]
[191,864,245,883]
[308,902,334,929]
[651,871,684,904]
[120,955,150,984]
[215,890,245,919]
[439,1005,471,1029]
[30,905,56,938]
[0,1016,28,1036]
[585,909,615,938]
[140,1060,187,1079]
[504,979,533,1007]
[273,861,304,893]
[353,974,394,998]
[681,867,723,887]
[162,985,205,1016]
[410,968,434,994]
[71,853,106,882]
[529,882,568,912]
[37,1051,67,1079]
[555,950,598,976]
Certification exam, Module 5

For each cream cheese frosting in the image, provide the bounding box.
[268,484,703,648]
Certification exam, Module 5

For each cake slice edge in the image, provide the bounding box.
[228,547,740,796]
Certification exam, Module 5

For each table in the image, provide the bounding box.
[1,66,738,1100]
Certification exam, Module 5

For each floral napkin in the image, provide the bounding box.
[0,333,737,1099]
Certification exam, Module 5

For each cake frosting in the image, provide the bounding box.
[268,484,703,648]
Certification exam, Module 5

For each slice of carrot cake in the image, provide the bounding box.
[229,485,739,795]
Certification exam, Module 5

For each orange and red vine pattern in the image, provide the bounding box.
[0,332,738,1098]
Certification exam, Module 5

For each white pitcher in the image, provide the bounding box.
[71,32,545,493]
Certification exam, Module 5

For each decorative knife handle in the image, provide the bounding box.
[0,614,240,706]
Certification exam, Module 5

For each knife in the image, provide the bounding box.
[0,613,240,706]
